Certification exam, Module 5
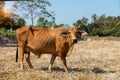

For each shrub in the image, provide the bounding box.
[102,28,115,36]
[90,28,103,36]
[113,30,120,37]
[0,28,16,39]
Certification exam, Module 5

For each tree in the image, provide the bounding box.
[92,14,98,22]
[0,1,5,27]
[37,17,55,28]
[64,24,70,28]
[0,17,14,29]
[16,18,26,28]
[0,1,5,17]
[37,17,48,28]
[13,0,55,26]
[73,17,88,28]
[73,19,81,27]
[91,14,98,28]
[80,17,88,26]
[54,24,65,28]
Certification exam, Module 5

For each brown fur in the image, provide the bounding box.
[16,26,86,72]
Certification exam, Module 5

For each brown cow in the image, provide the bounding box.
[16,26,87,72]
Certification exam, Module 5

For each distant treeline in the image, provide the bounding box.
[0,14,120,38]
[73,14,120,37]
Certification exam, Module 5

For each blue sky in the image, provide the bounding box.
[5,0,120,26]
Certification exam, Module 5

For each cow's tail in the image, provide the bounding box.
[16,44,18,62]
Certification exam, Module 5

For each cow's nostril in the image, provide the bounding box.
[72,39,78,43]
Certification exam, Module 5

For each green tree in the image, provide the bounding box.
[73,19,81,27]
[37,17,48,28]
[73,17,88,32]
[81,17,88,26]
[16,18,26,28]
[37,17,55,28]
[54,24,65,28]
[113,21,120,36]
[91,14,98,28]
[73,17,88,27]
[13,0,55,26]
[92,14,98,22]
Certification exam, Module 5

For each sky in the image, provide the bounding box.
[5,0,120,26]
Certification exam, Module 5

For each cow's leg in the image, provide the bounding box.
[25,52,34,69]
[19,46,24,70]
[60,56,69,72]
[48,55,56,72]
[37,54,41,58]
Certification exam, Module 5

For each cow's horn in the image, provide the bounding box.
[78,24,81,30]
[78,24,81,28]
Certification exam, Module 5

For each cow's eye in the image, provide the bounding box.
[76,31,81,35]
[76,31,80,34]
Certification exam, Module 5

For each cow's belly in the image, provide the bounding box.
[26,44,57,55]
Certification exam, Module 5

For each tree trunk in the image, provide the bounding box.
[31,9,34,26]
[31,17,33,26]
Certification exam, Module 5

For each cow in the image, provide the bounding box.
[16,26,87,72]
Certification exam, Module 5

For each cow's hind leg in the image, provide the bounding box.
[25,52,34,69]
[60,56,69,72]
[19,46,25,70]
[48,55,56,72]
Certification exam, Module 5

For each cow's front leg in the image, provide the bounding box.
[48,55,56,72]
[60,56,69,72]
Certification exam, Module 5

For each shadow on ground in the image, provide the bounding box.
[41,67,86,72]
[41,67,116,73]
[92,67,116,74]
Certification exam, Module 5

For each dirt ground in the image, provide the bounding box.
[0,37,120,80]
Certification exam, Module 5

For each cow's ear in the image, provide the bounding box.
[60,32,70,37]
[79,30,88,36]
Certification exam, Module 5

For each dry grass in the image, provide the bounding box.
[0,37,120,80]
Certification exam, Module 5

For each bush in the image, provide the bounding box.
[113,24,120,36]
[0,28,16,39]
[90,28,103,36]
[113,30,120,37]
[102,28,115,36]
[0,28,5,37]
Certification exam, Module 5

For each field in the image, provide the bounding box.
[0,37,120,80]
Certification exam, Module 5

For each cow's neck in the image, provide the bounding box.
[66,36,74,56]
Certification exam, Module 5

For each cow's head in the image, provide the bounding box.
[60,27,87,44]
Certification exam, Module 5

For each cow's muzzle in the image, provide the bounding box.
[72,39,78,44]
